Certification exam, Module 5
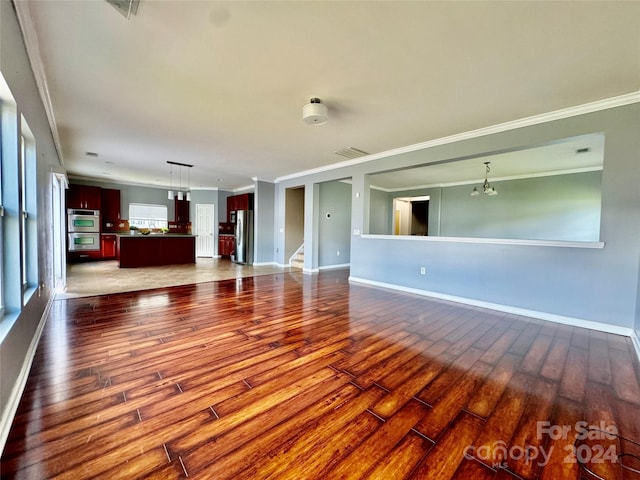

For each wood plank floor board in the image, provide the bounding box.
[2,270,639,479]
[374,338,454,392]
[180,378,361,476]
[184,383,367,479]
[609,347,640,406]
[465,352,522,420]
[446,316,497,357]
[471,371,535,468]
[232,386,387,480]
[353,338,434,390]
[334,331,422,378]
[473,317,511,351]
[409,411,485,479]
[503,377,558,479]
[508,324,542,357]
[323,399,431,479]
[416,347,485,406]
[363,430,433,480]
[451,457,498,479]
[371,352,457,419]
[539,336,571,382]
[587,336,613,385]
[559,346,589,403]
[414,359,493,440]
[480,327,522,365]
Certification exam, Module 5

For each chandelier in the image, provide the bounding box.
[470,161,498,196]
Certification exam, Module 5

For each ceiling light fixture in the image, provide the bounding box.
[471,161,498,196]
[167,161,193,202]
[302,98,328,125]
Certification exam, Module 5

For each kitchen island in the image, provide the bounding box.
[117,234,196,268]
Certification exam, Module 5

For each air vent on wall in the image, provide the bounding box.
[105,0,140,19]
[334,147,369,159]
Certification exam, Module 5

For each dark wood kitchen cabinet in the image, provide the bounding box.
[226,193,253,221]
[101,188,121,230]
[101,234,117,259]
[67,185,102,210]
[218,235,235,257]
[174,197,190,224]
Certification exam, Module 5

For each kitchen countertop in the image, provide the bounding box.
[104,232,196,237]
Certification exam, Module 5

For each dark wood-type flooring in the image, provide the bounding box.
[2,270,640,479]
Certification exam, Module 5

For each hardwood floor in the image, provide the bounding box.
[2,270,640,479]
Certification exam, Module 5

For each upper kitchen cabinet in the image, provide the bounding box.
[235,193,253,211]
[67,185,101,210]
[101,188,121,230]
[226,193,254,221]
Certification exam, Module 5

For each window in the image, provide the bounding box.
[20,135,26,288]
[1,73,20,319]
[1,71,39,325]
[129,203,168,229]
[20,116,37,302]
[0,132,4,318]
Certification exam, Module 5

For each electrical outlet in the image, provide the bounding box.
[353,229,360,235]
[337,250,340,256]
[420,267,426,275]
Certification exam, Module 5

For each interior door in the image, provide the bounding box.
[195,203,215,257]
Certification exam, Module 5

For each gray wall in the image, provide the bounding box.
[369,188,391,235]
[375,171,602,241]
[0,0,59,444]
[70,179,178,222]
[318,181,352,267]
[440,171,601,241]
[254,181,274,264]
[277,103,640,329]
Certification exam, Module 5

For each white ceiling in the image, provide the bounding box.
[369,133,604,190]
[19,1,640,191]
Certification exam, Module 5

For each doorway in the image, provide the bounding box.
[393,195,430,236]
[284,187,305,265]
[51,172,67,291]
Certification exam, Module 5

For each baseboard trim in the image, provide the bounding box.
[252,261,277,267]
[319,263,350,271]
[0,294,54,453]
[348,276,636,339]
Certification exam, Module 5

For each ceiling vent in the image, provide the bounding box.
[334,147,369,159]
[105,0,140,19]
[575,147,591,154]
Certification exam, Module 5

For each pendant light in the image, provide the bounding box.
[186,165,191,202]
[167,163,174,200]
[471,161,498,196]
[167,161,194,201]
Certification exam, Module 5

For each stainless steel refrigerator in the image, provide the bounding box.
[232,210,253,265]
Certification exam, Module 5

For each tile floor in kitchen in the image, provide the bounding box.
[58,257,295,299]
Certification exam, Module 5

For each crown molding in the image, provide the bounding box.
[275,91,640,184]
[13,0,65,164]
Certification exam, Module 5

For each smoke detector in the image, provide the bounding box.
[302,98,328,125]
